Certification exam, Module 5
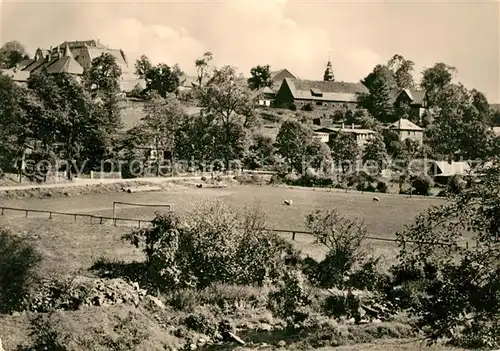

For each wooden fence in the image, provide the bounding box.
[0,206,477,248]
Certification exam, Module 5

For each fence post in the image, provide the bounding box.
[25,210,28,217]
[292,232,296,241]
[138,220,141,229]
[74,214,77,221]
[49,212,52,219]
[1,208,3,215]
[100,217,103,225]
[466,241,468,249]
[113,218,117,226]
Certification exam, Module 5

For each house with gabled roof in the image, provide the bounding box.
[389,118,424,144]
[274,77,368,109]
[270,68,296,90]
[394,88,427,121]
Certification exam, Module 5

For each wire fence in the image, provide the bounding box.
[0,205,477,248]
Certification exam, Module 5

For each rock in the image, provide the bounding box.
[11,311,20,316]
[228,332,245,345]
[277,340,286,347]
[0,337,4,351]
[146,295,165,310]
[258,323,273,332]
[189,343,197,350]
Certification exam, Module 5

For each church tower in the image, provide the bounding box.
[323,52,334,81]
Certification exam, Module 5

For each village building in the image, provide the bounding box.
[388,118,424,144]
[0,67,30,86]
[427,160,471,184]
[394,88,427,121]
[313,124,376,148]
[17,39,140,92]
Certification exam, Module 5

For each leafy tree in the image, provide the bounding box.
[83,53,123,168]
[396,159,500,348]
[328,131,359,174]
[362,135,388,174]
[387,54,415,90]
[359,65,395,123]
[143,63,183,98]
[275,120,313,173]
[306,139,333,173]
[425,83,494,160]
[421,63,457,108]
[247,64,273,91]
[195,51,214,87]
[174,112,215,168]
[134,55,153,79]
[135,93,188,176]
[197,65,255,167]
[245,133,275,169]
[0,41,27,69]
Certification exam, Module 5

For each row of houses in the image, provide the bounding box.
[312,118,424,148]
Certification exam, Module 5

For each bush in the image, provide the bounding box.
[0,229,42,313]
[302,103,314,112]
[376,180,389,193]
[123,201,294,290]
[289,103,297,111]
[412,174,434,196]
[304,209,368,288]
[447,175,467,194]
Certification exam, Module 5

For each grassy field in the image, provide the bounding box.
[1,184,446,262]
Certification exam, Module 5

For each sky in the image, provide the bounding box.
[1,0,499,102]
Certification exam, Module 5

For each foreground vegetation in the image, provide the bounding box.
[1,159,500,350]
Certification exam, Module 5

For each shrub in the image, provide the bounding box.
[447,174,467,194]
[412,174,434,195]
[302,103,314,112]
[123,201,294,290]
[305,209,368,288]
[284,171,300,184]
[289,103,297,111]
[0,229,42,313]
[376,180,389,193]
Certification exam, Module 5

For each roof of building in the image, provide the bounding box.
[84,47,128,66]
[179,74,198,88]
[430,160,471,177]
[314,126,376,135]
[45,45,84,75]
[282,78,368,102]
[398,88,426,105]
[120,78,146,92]
[57,40,107,49]
[389,118,424,131]
[490,103,500,112]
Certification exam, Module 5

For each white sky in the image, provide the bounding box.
[1,0,499,102]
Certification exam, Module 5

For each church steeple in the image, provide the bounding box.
[323,51,334,81]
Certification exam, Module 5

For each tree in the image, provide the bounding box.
[425,83,494,160]
[195,51,213,87]
[136,93,188,176]
[144,63,183,98]
[362,135,388,174]
[306,139,333,173]
[359,65,395,123]
[83,53,123,168]
[421,63,457,108]
[328,131,359,174]
[275,120,313,173]
[247,65,273,91]
[134,55,153,79]
[0,41,27,69]
[197,65,255,167]
[396,159,500,348]
[245,133,275,169]
[387,54,415,90]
